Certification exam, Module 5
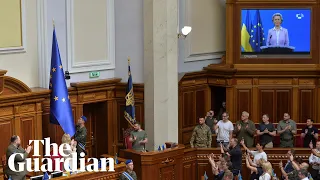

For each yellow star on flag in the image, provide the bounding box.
[62,98,66,102]
[52,67,56,72]
[59,65,63,69]
[54,96,58,101]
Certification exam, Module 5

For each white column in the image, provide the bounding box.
[143,0,179,150]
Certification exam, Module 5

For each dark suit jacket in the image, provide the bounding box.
[4,144,29,178]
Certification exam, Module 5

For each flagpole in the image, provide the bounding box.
[52,19,55,28]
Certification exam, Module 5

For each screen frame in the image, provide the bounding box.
[234,3,319,64]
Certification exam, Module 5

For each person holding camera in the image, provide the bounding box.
[205,110,217,134]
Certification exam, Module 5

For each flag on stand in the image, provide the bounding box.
[124,57,136,127]
[49,27,75,136]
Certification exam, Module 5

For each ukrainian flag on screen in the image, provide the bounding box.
[241,10,253,52]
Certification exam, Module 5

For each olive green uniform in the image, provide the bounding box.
[277,119,296,148]
[190,124,212,148]
[234,120,256,147]
[4,144,29,180]
[130,130,147,151]
[74,125,87,158]
[119,170,137,180]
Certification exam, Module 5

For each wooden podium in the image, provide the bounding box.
[119,144,185,180]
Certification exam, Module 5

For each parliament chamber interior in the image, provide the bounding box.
[1,0,320,179]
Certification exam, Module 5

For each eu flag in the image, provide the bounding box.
[49,28,75,136]
[124,58,136,127]
[250,10,266,52]
[241,10,253,52]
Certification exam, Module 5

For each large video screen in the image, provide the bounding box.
[240,9,311,57]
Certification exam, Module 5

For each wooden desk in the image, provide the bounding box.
[119,145,185,180]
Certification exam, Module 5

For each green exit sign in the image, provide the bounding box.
[89,71,100,78]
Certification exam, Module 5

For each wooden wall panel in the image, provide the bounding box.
[197,162,212,180]
[276,89,292,121]
[299,89,315,122]
[195,90,206,119]
[20,116,34,148]
[159,165,175,179]
[0,119,13,160]
[182,92,195,128]
[259,90,275,122]
[182,162,196,180]
[236,89,251,120]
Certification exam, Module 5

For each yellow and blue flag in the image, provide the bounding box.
[204,171,208,180]
[124,58,136,127]
[250,10,266,52]
[49,28,75,136]
[241,10,253,52]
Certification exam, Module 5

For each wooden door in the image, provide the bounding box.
[83,102,109,158]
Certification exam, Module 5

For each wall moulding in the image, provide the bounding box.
[66,0,115,74]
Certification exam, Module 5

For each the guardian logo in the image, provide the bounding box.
[8,138,115,172]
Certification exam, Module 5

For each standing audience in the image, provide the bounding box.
[190,117,212,148]
[277,113,297,148]
[301,118,318,148]
[234,111,256,147]
[257,114,276,148]
[205,110,217,134]
[214,112,234,148]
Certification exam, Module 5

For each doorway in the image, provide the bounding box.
[210,86,226,120]
[83,102,108,158]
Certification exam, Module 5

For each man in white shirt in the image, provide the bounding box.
[214,112,234,148]
[309,141,320,179]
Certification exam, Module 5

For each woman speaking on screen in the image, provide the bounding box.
[267,13,289,47]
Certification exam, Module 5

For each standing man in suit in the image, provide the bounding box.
[4,135,33,180]
[267,13,289,47]
[74,116,87,161]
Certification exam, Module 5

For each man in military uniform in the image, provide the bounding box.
[74,116,87,161]
[190,117,212,148]
[119,159,137,180]
[4,135,33,180]
[277,113,297,147]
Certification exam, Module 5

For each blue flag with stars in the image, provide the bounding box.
[49,28,75,136]
[124,58,136,127]
[250,10,266,52]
